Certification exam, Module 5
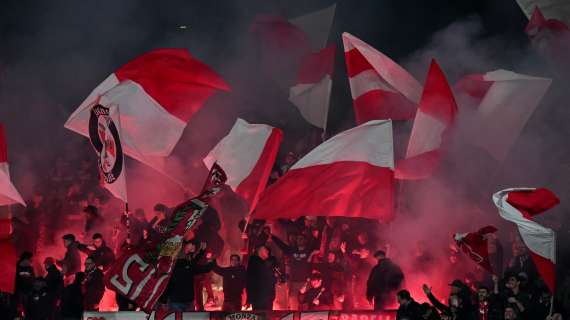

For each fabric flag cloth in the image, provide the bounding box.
[255,120,395,222]
[343,32,422,124]
[289,4,336,51]
[454,225,498,274]
[88,104,128,202]
[105,164,227,313]
[395,60,457,180]
[516,0,570,27]
[457,69,551,161]
[493,187,559,293]
[65,48,230,179]
[289,45,335,129]
[453,74,493,110]
[524,7,570,72]
[203,118,283,210]
[0,124,25,206]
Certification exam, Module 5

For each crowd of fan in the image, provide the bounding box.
[1,152,569,320]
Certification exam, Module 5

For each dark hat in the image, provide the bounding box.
[62,234,76,241]
[92,233,103,240]
[153,203,168,213]
[310,271,323,280]
[44,257,56,265]
[449,279,464,288]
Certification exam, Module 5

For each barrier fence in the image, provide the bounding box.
[84,310,397,320]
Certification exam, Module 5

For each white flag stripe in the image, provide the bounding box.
[204,118,274,189]
[349,69,395,99]
[289,74,332,129]
[64,74,120,137]
[493,188,556,262]
[406,111,446,158]
[292,119,394,170]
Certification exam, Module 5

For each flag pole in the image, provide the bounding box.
[125,202,131,248]
[549,231,557,317]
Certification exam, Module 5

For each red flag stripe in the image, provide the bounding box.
[255,161,394,221]
[296,46,335,84]
[235,128,283,210]
[115,48,230,123]
[345,48,376,78]
[354,90,417,123]
[417,60,457,125]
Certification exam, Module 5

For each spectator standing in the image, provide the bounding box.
[213,254,246,311]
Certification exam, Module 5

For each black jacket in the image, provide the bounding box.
[77,242,115,271]
[427,292,477,320]
[61,281,83,317]
[163,254,214,303]
[14,264,35,303]
[44,265,63,302]
[213,264,246,302]
[272,235,312,282]
[246,255,277,305]
[24,287,54,320]
[83,269,105,310]
[396,299,422,320]
[299,286,333,310]
[366,258,404,300]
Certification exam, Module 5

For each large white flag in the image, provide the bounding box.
[0,124,25,207]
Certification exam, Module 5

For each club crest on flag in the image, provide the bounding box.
[89,104,124,184]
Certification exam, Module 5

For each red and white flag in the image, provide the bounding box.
[493,187,559,293]
[289,45,335,129]
[525,7,570,72]
[454,225,498,274]
[203,118,283,210]
[0,124,25,207]
[516,1,570,27]
[343,32,422,124]
[255,120,395,222]
[87,104,128,202]
[456,69,551,161]
[65,48,230,176]
[395,60,457,180]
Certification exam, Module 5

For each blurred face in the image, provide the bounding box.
[397,295,408,305]
[64,239,72,248]
[449,254,458,264]
[143,229,149,239]
[506,277,519,290]
[310,278,322,288]
[477,288,489,301]
[504,307,516,319]
[357,233,367,245]
[21,258,32,267]
[230,255,240,267]
[288,234,297,246]
[93,238,103,248]
[184,243,196,255]
[327,252,336,264]
[258,246,269,260]
[85,259,95,271]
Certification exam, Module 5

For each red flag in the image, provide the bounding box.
[255,120,395,222]
[342,33,422,123]
[104,164,227,312]
[204,119,283,211]
[395,60,457,180]
[65,49,229,183]
[0,238,17,293]
[289,45,335,129]
[494,188,559,293]
[525,7,570,72]
[454,226,498,274]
